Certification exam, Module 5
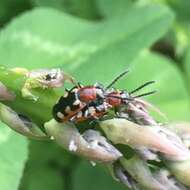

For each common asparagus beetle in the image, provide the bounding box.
[52,70,156,123]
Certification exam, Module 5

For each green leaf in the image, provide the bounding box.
[0,5,174,70]
[28,140,78,169]
[127,51,190,120]
[63,0,101,20]
[184,45,190,90]
[0,121,28,190]
[31,0,100,20]
[19,140,78,190]
[166,0,190,23]
[21,166,64,190]
[73,160,127,190]
[31,0,66,11]
[73,48,189,120]
[96,0,134,18]
[0,0,31,27]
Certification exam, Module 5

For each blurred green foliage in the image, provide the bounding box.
[0,0,190,190]
[0,121,28,190]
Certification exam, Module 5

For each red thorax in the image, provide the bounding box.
[77,86,98,103]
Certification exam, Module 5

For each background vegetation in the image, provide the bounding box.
[0,0,190,190]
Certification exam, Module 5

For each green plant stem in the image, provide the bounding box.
[0,66,61,127]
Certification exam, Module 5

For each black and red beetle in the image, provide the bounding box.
[52,70,156,123]
[52,83,110,123]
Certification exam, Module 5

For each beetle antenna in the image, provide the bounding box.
[129,81,155,94]
[133,90,157,98]
[106,95,133,101]
[106,90,156,101]
[106,70,129,90]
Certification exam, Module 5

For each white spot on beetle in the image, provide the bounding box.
[96,89,104,98]
[96,105,104,111]
[64,92,68,98]
[73,99,80,106]
[121,93,127,98]
[57,112,64,119]
[77,111,83,118]
[65,106,71,113]
[84,110,89,117]
[71,88,78,93]
[88,107,95,115]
